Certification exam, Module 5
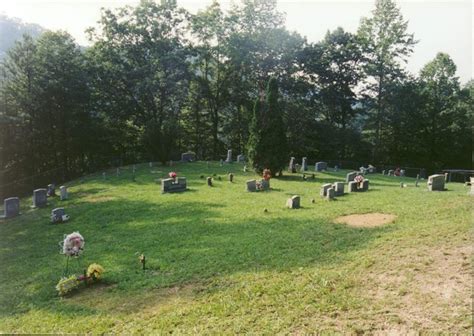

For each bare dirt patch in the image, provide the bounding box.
[335,213,397,228]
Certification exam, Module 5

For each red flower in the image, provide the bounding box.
[262,169,272,181]
[169,172,177,178]
[354,175,364,183]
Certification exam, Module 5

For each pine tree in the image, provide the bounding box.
[247,77,288,175]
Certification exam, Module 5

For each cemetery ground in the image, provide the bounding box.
[0,162,471,334]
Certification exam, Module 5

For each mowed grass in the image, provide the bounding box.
[0,162,471,334]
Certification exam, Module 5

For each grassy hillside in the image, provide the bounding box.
[0,162,471,333]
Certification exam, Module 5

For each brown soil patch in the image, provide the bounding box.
[335,213,396,228]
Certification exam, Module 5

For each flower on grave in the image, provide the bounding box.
[86,263,104,281]
[169,172,177,179]
[56,275,81,296]
[354,175,364,183]
[262,169,272,181]
[61,232,85,257]
[256,181,263,191]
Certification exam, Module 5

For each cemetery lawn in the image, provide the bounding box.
[0,162,471,334]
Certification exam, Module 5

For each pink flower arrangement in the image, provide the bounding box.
[262,169,272,181]
[169,172,177,179]
[354,175,364,184]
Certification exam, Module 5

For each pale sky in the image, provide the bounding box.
[1,0,472,83]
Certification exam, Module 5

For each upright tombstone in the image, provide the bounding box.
[288,157,296,173]
[415,174,420,187]
[181,152,196,162]
[59,186,68,201]
[51,207,69,224]
[47,184,56,197]
[400,169,406,177]
[333,182,345,196]
[320,183,332,197]
[444,172,449,183]
[346,171,358,183]
[301,157,308,172]
[220,159,224,166]
[361,180,370,192]
[427,174,445,191]
[315,162,328,172]
[388,170,394,176]
[161,177,187,193]
[225,150,233,163]
[207,177,213,187]
[348,181,358,193]
[382,170,386,175]
[326,188,335,200]
[286,195,301,209]
[237,154,245,163]
[228,173,234,182]
[246,179,257,192]
[243,165,248,173]
[1,197,20,219]
[334,165,339,172]
[32,188,48,208]
[260,179,270,191]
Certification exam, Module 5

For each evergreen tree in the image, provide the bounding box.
[247,77,288,175]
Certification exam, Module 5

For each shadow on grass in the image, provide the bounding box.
[0,194,394,318]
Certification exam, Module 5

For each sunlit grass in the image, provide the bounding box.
[0,162,471,333]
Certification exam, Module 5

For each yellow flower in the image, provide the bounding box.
[87,263,104,280]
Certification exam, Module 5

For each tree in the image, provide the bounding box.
[247,77,288,175]
[358,0,417,161]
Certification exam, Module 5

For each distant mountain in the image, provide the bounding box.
[0,15,44,59]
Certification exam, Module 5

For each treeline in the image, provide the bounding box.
[0,0,472,197]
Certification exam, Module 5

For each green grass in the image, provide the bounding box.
[0,162,471,333]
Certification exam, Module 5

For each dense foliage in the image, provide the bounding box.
[0,0,472,197]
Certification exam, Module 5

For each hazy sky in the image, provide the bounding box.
[1,0,472,83]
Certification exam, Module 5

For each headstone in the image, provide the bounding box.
[360,167,367,175]
[361,179,369,192]
[1,197,20,219]
[243,165,247,172]
[295,163,300,172]
[382,170,386,175]
[388,170,394,176]
[415,174,420,187]
[288,157,296,173]
[444,172,449,183]
[228,173,234,182]
[320,183,332,197]
[334,165,339,172]
[207,177,213,187]
[333,182,344,196]
[116,168,120,176]
[47,184,56,197]
[181,152,196,162]
[427,174,445,191]
[400,169,405,177]
[315,162,327,172]
[220,159,224,166]
[237,154,245,163]
[32,189,47,208]
[311,174,315,179]
[59,186,68,201]
[346,172,357,183]
[161,177,187,193]
[225,150,232,163]
[286,195,300,209]
[348,181,358,193]
[246,180,257,192]
[260,179,270,191]
[326,188,335,200]
[51,207,69,224]
[301,157,308,171]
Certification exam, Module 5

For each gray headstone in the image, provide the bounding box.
[333,182,344,196]
[237,154,245,163]
[220,159,224,166]
[1,197,20,219]
[286,195,300,209]
[51,207,68,223]
[326,188,335,200]
[260,179,270,191]
[228,173,234,182]
[181,152,196,162]
[225,149,233,163]
[243,165,247,172]
[315,162,327,172]
[320,183,332,197]
[32,189,47,208]
[207,177,213,186]
[301,157,308,171]
[47,184,56,197]
[246,179,257,192]
[348,181,358,193]
[161,177,187,193]
[400,169,406,177]
[59,186,68,201]
[288,157,296,173]
[361,179,369,192]
[382,170,386,175]
[388,170,394,176]
[346,172,357,183]
[427,174,445,191]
